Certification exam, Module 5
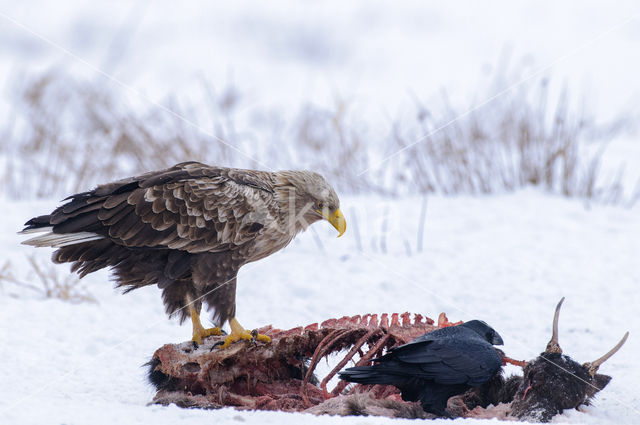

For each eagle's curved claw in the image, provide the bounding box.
[192,326,223,346]
[217,318,271,349]
[254,332,272,344]
[217,329,271,349]
[190,305,223,345]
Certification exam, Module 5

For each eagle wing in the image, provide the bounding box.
[24,162,278,254]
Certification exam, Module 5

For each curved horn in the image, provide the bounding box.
[584,331,629,376]
[545,297,565,354]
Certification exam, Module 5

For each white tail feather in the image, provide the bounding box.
[21,231,105,248]
[18,226,53,234]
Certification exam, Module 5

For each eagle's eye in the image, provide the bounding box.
[316,201,325,210]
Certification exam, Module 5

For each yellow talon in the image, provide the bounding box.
[190,305,223,345]
[254,333,271,343]
[218,318,271,349]
[192,326,223,345]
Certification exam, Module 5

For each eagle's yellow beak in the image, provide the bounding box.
[321,208,346,237]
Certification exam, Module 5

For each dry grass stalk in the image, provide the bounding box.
[0,256,97,304]
[388,80,633,203]
[0,68,634,205]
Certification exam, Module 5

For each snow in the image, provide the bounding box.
[1,1,640,423]
[1,192,639,424]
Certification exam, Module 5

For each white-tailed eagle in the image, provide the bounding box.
[20,162,346,347]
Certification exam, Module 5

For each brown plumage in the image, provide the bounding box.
[20,161,346,347]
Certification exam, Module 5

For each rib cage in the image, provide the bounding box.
[148,311,456,411]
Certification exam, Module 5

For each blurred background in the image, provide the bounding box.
[1,4,640,423]
[1,0,639,202]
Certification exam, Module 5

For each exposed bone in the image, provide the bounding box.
[150,312,438,412]
[583,331,629,376]
[148,306,625,421]
[319,328,382,398]
[545,297,565,354]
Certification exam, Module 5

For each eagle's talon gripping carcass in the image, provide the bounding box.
[148,312,440,411]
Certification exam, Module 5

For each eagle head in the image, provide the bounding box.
[275,170,346,237]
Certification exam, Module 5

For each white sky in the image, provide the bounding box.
[1,1,639,125]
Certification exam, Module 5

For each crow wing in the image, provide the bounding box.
[379,339,502,387]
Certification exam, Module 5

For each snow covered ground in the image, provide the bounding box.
[1,191,639,424]
[2,1,640,424]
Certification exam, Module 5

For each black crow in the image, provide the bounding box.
[338,320,504,416]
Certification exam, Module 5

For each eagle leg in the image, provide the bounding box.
[190,305,223,345]
[217,318,271,349]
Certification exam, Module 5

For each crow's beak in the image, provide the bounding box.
[493,333,504,346]
[321,208,346,237]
